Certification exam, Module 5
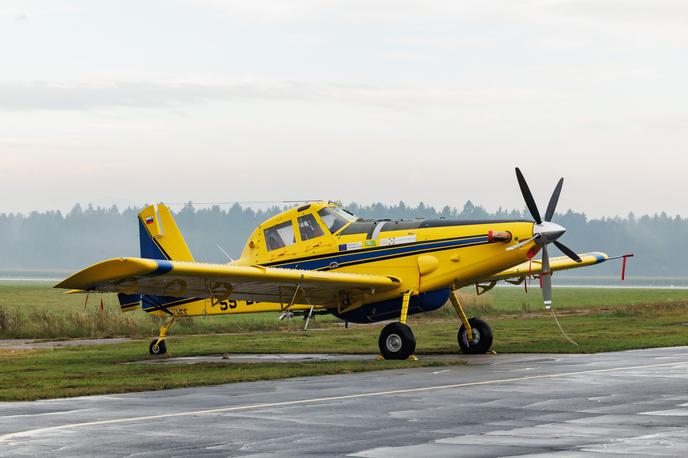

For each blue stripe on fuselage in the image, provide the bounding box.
[274,236,488,271]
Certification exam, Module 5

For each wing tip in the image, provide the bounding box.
[54,257,159,291]
[588,252,609,263]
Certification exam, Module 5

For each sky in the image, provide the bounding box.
[0,0,686,218]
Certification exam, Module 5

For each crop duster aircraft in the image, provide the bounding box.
[57,168,626,360]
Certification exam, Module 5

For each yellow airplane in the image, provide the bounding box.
[56,168,628,359]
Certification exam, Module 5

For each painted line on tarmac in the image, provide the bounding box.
[1,360,686,444]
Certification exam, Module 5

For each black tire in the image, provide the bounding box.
[458,318,493,354]
[149,339,167,355]
[378,322,416,360]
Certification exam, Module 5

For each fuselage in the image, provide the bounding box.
[227,201,539,322]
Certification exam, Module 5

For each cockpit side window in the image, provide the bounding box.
[318,207,348,234]
[297,214,324,241]
[264,221,296,251]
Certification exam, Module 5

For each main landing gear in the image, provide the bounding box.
[379,322,416,360]
[149,315,177,355]
[376,289,494,360]
[450,290,493,354]
[378,290,416,360]
[458,317,493,354]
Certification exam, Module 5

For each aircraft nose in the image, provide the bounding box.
[534,221,566,243]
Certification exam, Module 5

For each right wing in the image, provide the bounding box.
[484,252,608,282]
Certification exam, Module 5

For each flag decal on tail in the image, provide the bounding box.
[145,216,154,225]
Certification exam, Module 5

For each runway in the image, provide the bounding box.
[2,347,688,457]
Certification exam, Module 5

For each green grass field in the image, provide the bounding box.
[2,281,687,339]
[0,281,326,339]
[1,281,687,401]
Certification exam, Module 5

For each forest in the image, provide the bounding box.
[0,201,683,277]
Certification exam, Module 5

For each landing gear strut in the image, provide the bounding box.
[377,290,416,360]
[149,315,177,355]
[450,290,493,354]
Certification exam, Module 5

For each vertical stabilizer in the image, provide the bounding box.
[136,203,195,313]
[138,204,194,262]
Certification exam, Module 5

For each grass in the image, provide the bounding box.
[2,280,687,339]
[440,286,688,316]
[0,281,338,339]
[0,281,687,401]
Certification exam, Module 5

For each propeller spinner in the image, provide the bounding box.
[514,167,581,310]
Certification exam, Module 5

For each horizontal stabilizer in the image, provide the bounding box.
[117,293,140,312]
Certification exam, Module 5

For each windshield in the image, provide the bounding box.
[318,207,356,233]
[330,206,358,222]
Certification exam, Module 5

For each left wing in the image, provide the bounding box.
[55,257,401,307]
[484,252,608,282]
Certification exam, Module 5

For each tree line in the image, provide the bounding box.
[0,201,683,277]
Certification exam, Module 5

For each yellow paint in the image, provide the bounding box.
[449,289,473,341]
[150,204,194,262]
[399,290,411,324]
[138,206,162,239]
[417,255,439,276]
[154,315,177,347]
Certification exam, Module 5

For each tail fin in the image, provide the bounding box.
[136,203,195,314]
[138,203,194,262]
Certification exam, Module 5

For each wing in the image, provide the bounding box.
[54,258,401,307]
[484,252,608,282]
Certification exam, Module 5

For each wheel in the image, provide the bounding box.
[458,318,493,354]
[149,339,167,355]
[378,322,416,360]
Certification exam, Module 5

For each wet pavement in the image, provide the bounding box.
[2,347,688,456]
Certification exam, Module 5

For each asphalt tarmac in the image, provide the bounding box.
[2,346,688,457]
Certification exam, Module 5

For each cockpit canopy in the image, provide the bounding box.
[261,203,358,252]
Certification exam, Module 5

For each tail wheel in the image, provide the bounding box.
[458,318,493,354]
[149,339,167,355]
[378,322,416,360]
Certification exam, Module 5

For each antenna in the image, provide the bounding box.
[165,199,322,206]
[216,243,234,262]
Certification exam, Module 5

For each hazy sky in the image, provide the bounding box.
[1,0,686,218]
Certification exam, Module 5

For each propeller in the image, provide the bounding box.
[514,167,582,310]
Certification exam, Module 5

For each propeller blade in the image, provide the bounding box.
[553,240,582,262]
[506,233,541,251]
[541,244,552,309]
[515,167,542,224]
[544,177,564,222]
